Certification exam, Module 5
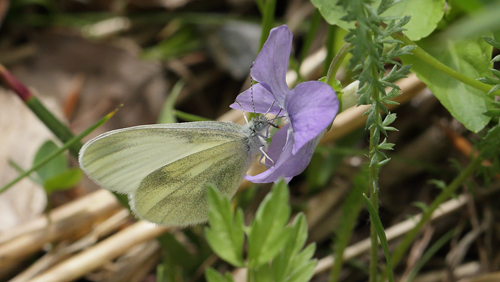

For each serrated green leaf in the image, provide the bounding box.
[402,36,493,132]
[44,168,82,193]
[205,185,245,267]
[205,267,226,282]
[273,213,309,282]
[248,181,291,267]
[34,140,68,181]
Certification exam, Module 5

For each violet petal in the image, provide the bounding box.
[251,25,292,105]
[229,83,282,115]
[285,81,338,154]
[245,128,323,183]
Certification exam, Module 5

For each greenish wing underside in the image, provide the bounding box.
[131,140,252,226]
[79,122,246,194]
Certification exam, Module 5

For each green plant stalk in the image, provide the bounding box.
[258,0,276,52]
[368,69,382,282]
[363,194,394,282]
[324,25,336,76]
[384,155,482,278]
[392,32,500,96]
[0,107,119,194]
[326,42,352,87]
[25,97,82,157]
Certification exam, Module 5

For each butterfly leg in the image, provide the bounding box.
[258,146,274,167]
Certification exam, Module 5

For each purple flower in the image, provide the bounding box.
[230,25,339,183]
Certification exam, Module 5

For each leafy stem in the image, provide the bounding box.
[390,30,500,96]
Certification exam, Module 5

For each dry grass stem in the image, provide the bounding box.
[29,221,169,282]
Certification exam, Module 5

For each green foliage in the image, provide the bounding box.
[205,185,245,267]
[382,0,445,41]
[142,26,202,61]
[311,0,444,41]
[204,181,317,282]
[247,181,292,267]
[31,140,83,194]
[402,36,493,132]
[158,80,186,124]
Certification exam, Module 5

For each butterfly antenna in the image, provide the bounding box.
[250,62,257,116]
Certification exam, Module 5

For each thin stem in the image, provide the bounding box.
[326,42,351,88]
[324,25,336,76]
[392,32,500,96]
[368,68,381,282]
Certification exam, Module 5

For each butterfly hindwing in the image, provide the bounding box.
[131,140,252,225]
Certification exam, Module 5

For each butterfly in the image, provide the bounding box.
[79,115,274,226]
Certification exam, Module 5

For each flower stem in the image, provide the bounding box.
[326,42,351,88]
[392,32,500,96]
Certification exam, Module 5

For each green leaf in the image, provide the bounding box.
[34,140,67,181]
[287,245,317,282]
[44,168,82,193]
[363,194,395,282]
[157,80,186,124]
[273,213,309,281]
[247,180,291,267]
[252,263,274,282]
[1,106,120,194]
[205,267,226,282]
[381,0,445,41]
[311,0,443,41]
[402,36,493,132]
[205,185,245,267]
[310,0,381,31]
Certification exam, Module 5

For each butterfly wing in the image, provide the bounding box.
[79,121,246,195]
[131,139,252,226]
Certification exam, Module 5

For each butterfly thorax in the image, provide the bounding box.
[240,115,271,155]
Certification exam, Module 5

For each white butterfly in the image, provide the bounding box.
[79,116,273,226]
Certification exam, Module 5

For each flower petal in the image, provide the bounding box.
[245,127,323,183]
[285,81,338,154]
[229,83,282,115]
[251,25,292,105]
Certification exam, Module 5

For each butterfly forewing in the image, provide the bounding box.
[131,139,252,225]
[79,122,246,195]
